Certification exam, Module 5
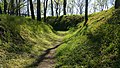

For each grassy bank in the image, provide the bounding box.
[0,15,62,68]
[56,8,120,68]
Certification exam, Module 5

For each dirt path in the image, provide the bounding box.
[37,46,57,68]
[27,40,63,68]
[37,41,62,68]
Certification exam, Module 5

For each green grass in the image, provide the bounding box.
[0,7,120,68]
[0,15,63,68]
[55,8,120,68]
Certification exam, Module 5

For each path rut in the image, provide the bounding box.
[27,40,63,68]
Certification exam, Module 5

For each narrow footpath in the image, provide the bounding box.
[26,31,68,68]
[37,41,63,68]
[27,40,63,68]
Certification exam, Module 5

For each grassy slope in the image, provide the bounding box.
[56,8,120,68]
[0,15,62,68]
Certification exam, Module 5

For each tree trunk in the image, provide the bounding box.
[0,6,2,14]
[84,0,88,26]
[63,0,67,15]
[30,0,35,20]
[16,0,18,15]
[4,0,7,14]
[10,0,14,15]
[51,0,54,16]
[37,0,41,21]
[56,3,59,18]
[44,0,46,22]
[54,0,59,18]
[18,0,21,16]
[115,0,120,9]
[79,7,83,14]
[27,0,30,16]
[59,4,61,15]
[44,0,48,22]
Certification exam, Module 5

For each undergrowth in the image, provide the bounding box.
[46,15,84,31]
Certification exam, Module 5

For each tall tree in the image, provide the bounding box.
[67,0,75,14]
[63,0,67,15]
[0,6,2,14]
[84,0,88,26]
[10,0,14,15]
[16,0,18,15]
[37,0,41,21]
[27,0,30,16]
[30,0,35,20]
[58,2,62,15]
[4,0,7,14]
[44,0,48,22]
[51,0,54,16]
[115,0,120,9]
[75,0,84,14]
[18,0,21,16]
[54,0,59,18]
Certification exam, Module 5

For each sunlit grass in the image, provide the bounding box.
[0,15,63,68]
[56,7,120,68]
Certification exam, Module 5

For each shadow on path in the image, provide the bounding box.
[26,42,63,68]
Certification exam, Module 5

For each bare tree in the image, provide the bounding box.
[75,0,84,14]
[67,0,75,14]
